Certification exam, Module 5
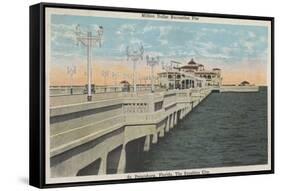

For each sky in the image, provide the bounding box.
[50,13,269,86]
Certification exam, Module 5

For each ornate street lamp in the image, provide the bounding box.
[171,60,182,89]
[161,61,173,89]
[111,72,119,86]
[75,25,103,101]
[146,55,160,93]
[101,70,109,86]
[66,65,76,95]
[126,44,144,92]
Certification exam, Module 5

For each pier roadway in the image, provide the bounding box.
[49,87,212,177]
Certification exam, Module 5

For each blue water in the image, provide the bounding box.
[138,87,268,172]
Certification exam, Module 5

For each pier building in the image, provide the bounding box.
[158,58,222,89]
[181,59,222,87]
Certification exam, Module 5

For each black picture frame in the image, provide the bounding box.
[30,2,274,188]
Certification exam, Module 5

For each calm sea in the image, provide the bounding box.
[129,87,268,172]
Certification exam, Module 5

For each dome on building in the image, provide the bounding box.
[181,58,199,70]
[120,80,130,85]
[239,81,250,86]
[187,58,197,65]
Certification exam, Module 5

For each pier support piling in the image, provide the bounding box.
[174,112,178,126]
[165,118,170,132]
[152,132,158,144]
[143,135,151,152]
[169,114,174,129]
[159,128,165,138]
[117,146,126,174]
[98,154,107,175]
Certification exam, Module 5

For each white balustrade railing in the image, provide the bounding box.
[50,85,163,96]
[123,103,149,113]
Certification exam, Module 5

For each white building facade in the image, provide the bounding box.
[158,59,222,89]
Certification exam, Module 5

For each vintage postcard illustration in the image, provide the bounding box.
[44,7,272,184]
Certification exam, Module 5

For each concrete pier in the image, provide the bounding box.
[49,87,212,177]
[219,85,259,93]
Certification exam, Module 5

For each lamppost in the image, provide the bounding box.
[146,55,160,93]
[67,65,76,95]
[171,60,182,89]
[161,61,173,90]
[169,61,179,89]
[102,70,109,93]
[112,72,119,92]
[126,44,144,93]
[122,73,130,83]
[122,73,132,92]
[112,72,119,86]
[101,70,109,85]
[122,73,128,82]
[75,24,103,101]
